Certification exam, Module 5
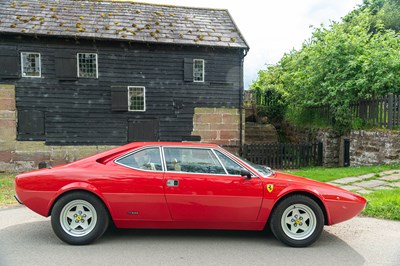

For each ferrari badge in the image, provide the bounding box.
[266,184,274,193]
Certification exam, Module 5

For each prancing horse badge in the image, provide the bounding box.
[266,184,274,193]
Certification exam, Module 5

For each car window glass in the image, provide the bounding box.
[164,148,226,174]
[116,148,162,171]
[214,150,247,175]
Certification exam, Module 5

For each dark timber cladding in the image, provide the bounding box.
[0,0,249,145]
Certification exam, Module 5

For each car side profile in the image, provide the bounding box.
[15,142,367,247]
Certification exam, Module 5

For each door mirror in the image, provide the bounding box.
[240,169,252,180]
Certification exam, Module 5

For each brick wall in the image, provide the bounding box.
[192,107,242,150]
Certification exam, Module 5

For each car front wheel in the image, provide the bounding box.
[270,195,324,247]
[51,192,109,245]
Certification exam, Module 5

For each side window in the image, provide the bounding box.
[115,148,162,171]
[77,53,98,78]
[214,150,246,176]
[164,148,225,174]
[193,59,204,82]
[21,52,41,77]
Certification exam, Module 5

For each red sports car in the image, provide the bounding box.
[15,142,367,247]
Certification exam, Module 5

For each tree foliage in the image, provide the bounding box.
[251,0,400,131]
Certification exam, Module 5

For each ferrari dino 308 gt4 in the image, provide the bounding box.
[15,142,367,247]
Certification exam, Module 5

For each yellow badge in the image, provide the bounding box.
[266,184,274,193]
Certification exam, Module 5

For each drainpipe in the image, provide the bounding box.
[239,48,249,155]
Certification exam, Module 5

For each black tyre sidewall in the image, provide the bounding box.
[51,191,109,245]
[270,195,324,247]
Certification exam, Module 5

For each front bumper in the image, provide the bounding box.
[14,194,23,205]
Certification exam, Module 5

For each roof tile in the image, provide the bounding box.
[0,0,248,49]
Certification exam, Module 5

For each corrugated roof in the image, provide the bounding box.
[0,0,249,49]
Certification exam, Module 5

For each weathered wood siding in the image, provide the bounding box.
[0,35,243,145]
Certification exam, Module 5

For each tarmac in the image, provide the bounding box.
[327,169,400,194]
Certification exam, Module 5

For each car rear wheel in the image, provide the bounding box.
[51,192,109,245]
[269,195,324,247]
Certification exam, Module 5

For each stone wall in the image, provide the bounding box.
[191,107,242,151]
[316,129,342,167]
[244,123,278,144]
[350,130,400,166]
[0,84,115,173]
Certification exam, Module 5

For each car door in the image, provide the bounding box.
[162,147,263,222]
[105,147,171,222]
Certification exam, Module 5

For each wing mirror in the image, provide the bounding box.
[240,169,252,180]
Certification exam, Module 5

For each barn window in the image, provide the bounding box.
[21,52,41,77]
[128,86,145,112]
[77,53,98,78]
[193,59,204,82]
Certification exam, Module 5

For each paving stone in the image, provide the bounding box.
[373,186,395,191]
[389,182,400,188]
[356,180,389,188]
[379,174,400,181]
[380,170,400,175]
[333,177,363,184]
[354,189,373,194]
[340,185,362,191]
[356,173,377,179]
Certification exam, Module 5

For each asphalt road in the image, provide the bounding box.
[0,206,399,266]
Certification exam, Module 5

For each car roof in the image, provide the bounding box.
[126,142,220,148]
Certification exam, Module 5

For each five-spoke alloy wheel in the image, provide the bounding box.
[51,192,109,245]
[270,195,324,247]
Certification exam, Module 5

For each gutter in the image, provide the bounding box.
[239,48,249,155]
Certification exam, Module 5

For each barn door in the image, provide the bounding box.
[128,119,159,142]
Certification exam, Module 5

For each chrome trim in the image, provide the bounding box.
[211,149,229,175]
[214,147,260,178]
[114,146,164,173]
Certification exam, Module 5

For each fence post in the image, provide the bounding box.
[317,142,323,166]
[388,93,394,129]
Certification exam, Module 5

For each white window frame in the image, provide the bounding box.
[21,52,41,78]
[77,53,98,78]
[128,86,146,112]
[193,59,205,82]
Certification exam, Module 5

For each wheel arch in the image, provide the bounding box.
[48,186,113,223]
[266,191,329,229]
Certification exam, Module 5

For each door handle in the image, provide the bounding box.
[166,180,179,187]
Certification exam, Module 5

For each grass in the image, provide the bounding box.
[361,188,400,221]
[285,164,400,182]
[0,174,17,207]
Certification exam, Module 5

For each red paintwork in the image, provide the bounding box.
[15,142,367,231]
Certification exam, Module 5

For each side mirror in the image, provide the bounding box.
[240,169,252,180]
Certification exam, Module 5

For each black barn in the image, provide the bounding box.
[0,0,249,145]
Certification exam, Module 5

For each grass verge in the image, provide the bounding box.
[285,164,400,182]
[360,188,400,221]
[0,174,17,207]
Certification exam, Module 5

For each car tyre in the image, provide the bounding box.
[270,195,324,247]
[51,191,109,245]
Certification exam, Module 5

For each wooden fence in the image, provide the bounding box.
[350,93,400,129]
[309,93,400,129]
[242,142,323,169]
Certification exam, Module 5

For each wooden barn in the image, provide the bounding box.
[0,0,249,171]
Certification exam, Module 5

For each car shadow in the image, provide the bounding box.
[0,221,366,265]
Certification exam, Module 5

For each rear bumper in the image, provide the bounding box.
[14,194,23,205]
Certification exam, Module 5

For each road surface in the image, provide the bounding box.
[0,206,399,266]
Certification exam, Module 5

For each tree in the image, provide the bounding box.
[251,0,400,131]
